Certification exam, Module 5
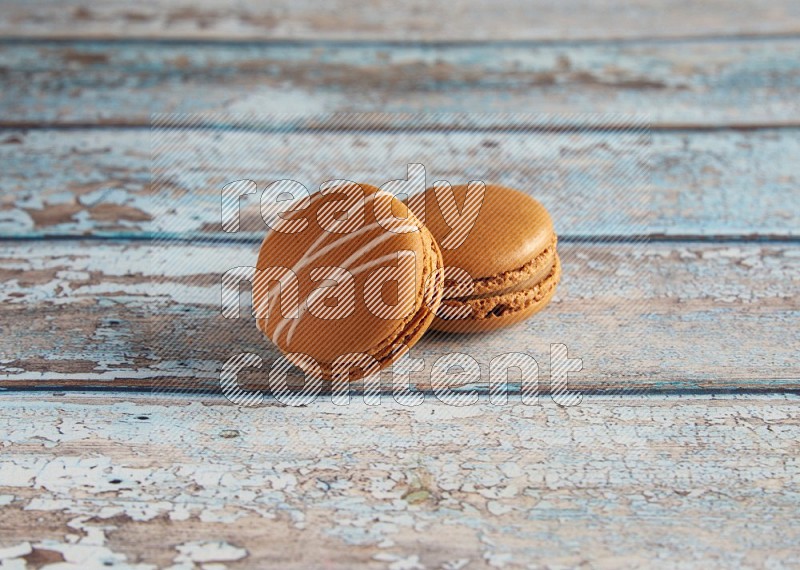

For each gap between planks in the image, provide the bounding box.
[2,234,800,244]
[6,122,800,132]
[4,32,800,47]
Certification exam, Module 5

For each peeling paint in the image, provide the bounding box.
[1,128,799,238]
[0,394,797,567]
[174,541,247,564]
[1,241,798,393]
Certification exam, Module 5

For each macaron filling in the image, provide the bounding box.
[447,235,558,300]
[424,184,561,331]
[439,234,559,317]
[440,253,561,321]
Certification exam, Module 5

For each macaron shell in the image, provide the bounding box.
[465,234,558,298]
[287,229,444,381]
[432,253,561,333]
[418,183,554,282]
[254,183,444,378]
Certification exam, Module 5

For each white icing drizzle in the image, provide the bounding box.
[258,189,422,350]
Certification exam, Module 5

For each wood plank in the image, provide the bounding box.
[2,39,800,127]
[2,128,799,238]
[1,240,797,392]
[2,0,800,41]
[0,393,798,568]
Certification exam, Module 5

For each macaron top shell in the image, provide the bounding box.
[418,183,554,282]
[254,182,443,370]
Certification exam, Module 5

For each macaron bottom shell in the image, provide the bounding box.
[432,252,561,334]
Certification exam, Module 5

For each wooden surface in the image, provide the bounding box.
[3,39,800,127]
[1,240,798,392]
[1,393,799,568]
[2,0,800,41]
[1,1,799,567]
[2,128,798,239]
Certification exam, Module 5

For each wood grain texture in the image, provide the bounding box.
[2,39,800,127]
[0,392,798,568]
[2,128,798,238]
[1,2,797,563]
[1,240,797,391]
[2,0,800,41]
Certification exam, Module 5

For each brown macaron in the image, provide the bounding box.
[413,183,561,333]
[254,182,445,381]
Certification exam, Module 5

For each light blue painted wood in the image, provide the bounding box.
[0,240,797,391]
[0,392,798,566]
[4,0,800,42]
[1,128,798,238]
[1,39,800,126]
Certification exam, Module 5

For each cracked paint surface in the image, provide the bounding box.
[0,393,798,568]
[1,241,798,392]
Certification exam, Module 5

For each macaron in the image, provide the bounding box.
[254,182,445,381]
[413,183,561,333]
